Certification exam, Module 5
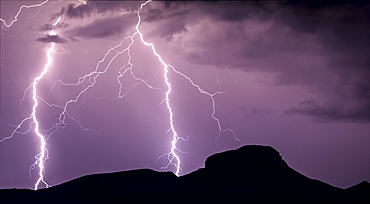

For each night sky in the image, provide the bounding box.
[1,0,370,189]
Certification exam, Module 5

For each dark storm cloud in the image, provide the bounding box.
[138,3,191,40]
[278,3,370,122]
[143,8,162,22]
[36,35,68,43]
[147,18,188,40]
[61,3,95,19]
[160,1,369,122]
[65,16,136,39]
[54,1,140,19]
[285,0,369,8]
[50,1,140,40]
[52,0,370,123]
[54,1,189,40]
[39,22,69,31]
[143,8,190,22]
[158,20,188,40]
[285,97,370,122]
[202,1,272,22]
[286,74,370,122]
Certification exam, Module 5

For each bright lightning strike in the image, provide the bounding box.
[135,0,242,175]
[0,0,49,27]
[32,16,62,191]
[2,0,242,188]
[3,16,62,190]
[48,0,241,177]
[44,0,184,176]
[135,0,182,176]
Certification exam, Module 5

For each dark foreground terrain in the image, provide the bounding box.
[1,145,369,203]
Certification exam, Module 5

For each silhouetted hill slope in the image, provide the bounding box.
[1,145,369,203]
[345,181,370,202]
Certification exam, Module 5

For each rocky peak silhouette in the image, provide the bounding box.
[1,145,369,203]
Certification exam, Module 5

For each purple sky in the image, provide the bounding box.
[1,0,370,189]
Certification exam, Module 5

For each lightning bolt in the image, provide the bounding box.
[135,0,242,175]
[134,0,182,176]
[3,16,62,190]
[32,16,61,190]
[43,0,185,176]
[2,0,242,189]
[46,0,240,177]
[0,0,50,27]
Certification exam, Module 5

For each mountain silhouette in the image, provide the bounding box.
[1,145,369,203]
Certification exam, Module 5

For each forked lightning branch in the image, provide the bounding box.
[0,0,241,190]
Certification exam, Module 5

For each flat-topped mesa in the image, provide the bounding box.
[205,145,285,173]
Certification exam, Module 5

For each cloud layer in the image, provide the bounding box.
[52,1,370,122]
[36,35,68,43]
